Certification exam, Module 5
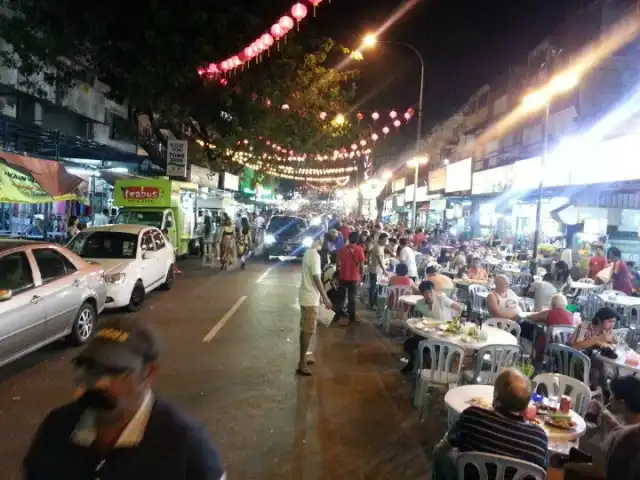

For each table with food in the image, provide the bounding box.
[444,384,586,453]
[405,318,517,350]
[597,343,640,376]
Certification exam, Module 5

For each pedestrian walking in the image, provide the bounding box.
[236,217,252,270]
[219,215,235,270]
[23,318,226,480]
[202,213,215,266]
[297,232,333,376]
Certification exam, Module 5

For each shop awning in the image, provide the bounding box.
[0,152,83,203]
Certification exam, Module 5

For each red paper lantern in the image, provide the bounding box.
[319,111,327,120]
[371,133,379,141]
[382,126,390,135]
[404,112,411,120]
[279,16,294,32]
[232,56,241,67]
[244,46,255,59]
[291,3,308,22]
[220,60,231,71]
[309,0,322,16]
[206,63,219,74]
[351,144,357,150]
[261,33,274,48]
[372,111,380,121]
[271,23,285,39]
[407,107,416,116]
[282,104,290,110]
[219,78,228,86]
[359,139,367,146]
[356,112,364,121]
[389,110,398,119]
[393,119,401,128]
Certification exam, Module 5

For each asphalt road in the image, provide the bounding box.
[0,257,444,479]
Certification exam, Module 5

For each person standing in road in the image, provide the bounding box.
[23,318,226,480]
[235,217,252,270]
[368,233,388,308]
[202,214,215,265]
[219,216,235,270]
[298,233,333,376]
[337,231,366,326]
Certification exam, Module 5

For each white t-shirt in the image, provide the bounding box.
[530,280,558,311]
[491,289,523,316]
[398,246,418,277]
[299,248,322,306]
[415,292,455,321]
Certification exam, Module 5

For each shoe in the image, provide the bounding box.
[305,353,316,364]
[296,364,312,376]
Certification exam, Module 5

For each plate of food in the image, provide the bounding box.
[467,397,492,409]
[545,413,577,430]
[535,403,558,414]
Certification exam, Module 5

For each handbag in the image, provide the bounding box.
[596,264,613,284]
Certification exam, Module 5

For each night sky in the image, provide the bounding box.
[262,0,584,127]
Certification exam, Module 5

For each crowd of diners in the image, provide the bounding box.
[315,216,639,479]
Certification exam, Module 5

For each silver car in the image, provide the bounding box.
[0,240,107,368]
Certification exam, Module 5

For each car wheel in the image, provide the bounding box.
[67,302,96,346]
[127,281,145,312]
[162,265,175,290]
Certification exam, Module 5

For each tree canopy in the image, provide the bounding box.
[0,0,362,175]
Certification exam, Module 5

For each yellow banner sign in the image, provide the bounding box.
[0,162,55,203]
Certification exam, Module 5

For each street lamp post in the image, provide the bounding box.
[532,101,550,263]
[407,156,428,228]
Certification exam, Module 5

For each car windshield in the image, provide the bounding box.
[115,210,163,229]
[67,231,138,259]
[267,217,306,235]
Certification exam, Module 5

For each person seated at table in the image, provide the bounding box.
[437,249,452,266]
[426,265,455,296]
[419,240,432,256]
[570,306,617,399]
[432,368,548,479]
[487,274,523,320]
[400,280,463,374]
[551,259,573,294]
[387,263,419,309]
[522,293,574,359]
[562,375,640,480]
[452,248,467,270]
[466,257,488,281]
[528,272,558,311]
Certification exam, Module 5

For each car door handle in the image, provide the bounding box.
[30,295,42,304]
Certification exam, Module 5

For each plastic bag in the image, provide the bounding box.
[317,305,335,327]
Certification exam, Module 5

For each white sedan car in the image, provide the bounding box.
[67,224,176,311]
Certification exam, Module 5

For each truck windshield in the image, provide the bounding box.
[67,231,138,259]
[116,211,163,229]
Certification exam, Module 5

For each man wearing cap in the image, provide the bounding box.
[23,318,226,480]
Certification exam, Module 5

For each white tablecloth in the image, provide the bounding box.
[598,294,640,307]
[444,385,587,445]
[597,347,640,375]
[571,282,598,291]
[404,321,517,350]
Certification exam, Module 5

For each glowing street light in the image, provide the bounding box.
[361,33,377,49]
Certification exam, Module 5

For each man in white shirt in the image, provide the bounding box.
[397,238,418,281]
[298,233,333,376]
[528,273,558,311]
[368,233,388,308]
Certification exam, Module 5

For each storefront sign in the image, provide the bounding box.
[430,198,447,212]
[113,178,171,207]
[0,163,52,203]
[166,140,188,177]
[428,168,446,191]
[445,158,472,193]
[512,156,542,190]
[414,185,429,202]
[471,164,514,195]
[404,184,415,202]
[392,178,406,192]
[189,165,219,189]
[222,172,239,191]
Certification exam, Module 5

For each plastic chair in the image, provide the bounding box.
[519,298,535,313]
[545,325,576,351]
[533,372,591,415]
[548,344,591,385]
[463,344,521,385]
[414,338,465,416]
[381,285,413,334]
[456,452,546,480]
[581,292,604,320]
[483,318,521,339]
[468,284,489,322]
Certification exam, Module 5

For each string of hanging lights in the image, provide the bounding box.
[197,0,329,79]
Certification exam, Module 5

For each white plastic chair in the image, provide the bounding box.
[381,285,413,334]
[456,452,546,480]
[463,344,521,385]
[468,284,489,322]
[519,297,535,313]
[548,344,591,385]
[483,318,521,339]
[533,372,591,415]
[414,338,465,416]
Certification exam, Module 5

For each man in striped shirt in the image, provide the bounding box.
[432,368,548,478]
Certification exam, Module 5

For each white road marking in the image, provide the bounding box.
[256,266,274,283]
[202,296,248,342]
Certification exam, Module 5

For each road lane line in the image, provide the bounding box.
[202,296,248,342]
[256,266,274,283]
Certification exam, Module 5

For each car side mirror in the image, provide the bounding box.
[0,289,13,302]
[142,250,155,260]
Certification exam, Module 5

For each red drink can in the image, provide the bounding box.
[560,395,572,414]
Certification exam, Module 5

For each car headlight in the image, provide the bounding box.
[302,237,313,247]
[104,273,126,284]
[265,234,276,245]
